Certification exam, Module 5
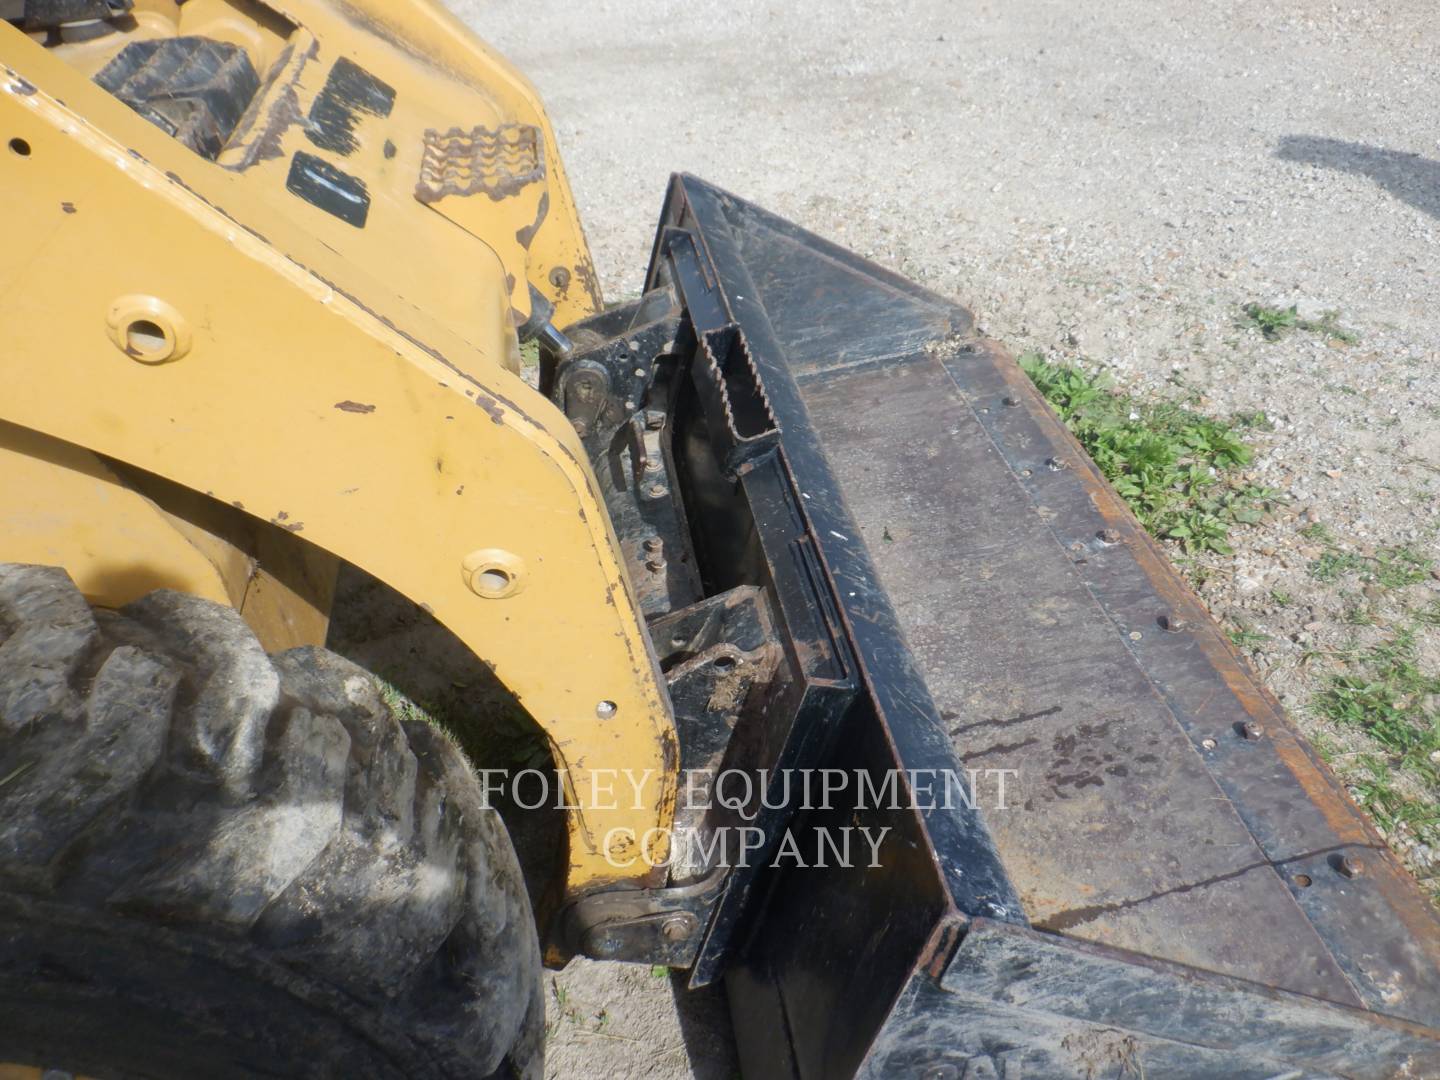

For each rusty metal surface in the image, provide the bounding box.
[798,356,1359,1004]
[638,175,1440,1078]
[709,185,1440,1025]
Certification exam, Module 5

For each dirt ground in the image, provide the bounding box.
[432,2,1440,1076]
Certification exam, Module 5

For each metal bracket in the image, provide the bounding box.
[562,866,729,967]
[550,288,681,451]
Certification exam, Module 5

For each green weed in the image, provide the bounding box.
[1308,543,1433,589]
[1241,303,1359,344]
[1313,622,1440,865]
[1019,353,1275,554]
[1315,631,1440,764]
[1229,627,1272,650]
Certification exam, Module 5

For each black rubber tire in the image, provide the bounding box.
[0,564,543,1079]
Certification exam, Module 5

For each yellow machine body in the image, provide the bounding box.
[0,0,675,895]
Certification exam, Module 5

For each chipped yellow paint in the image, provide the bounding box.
[0,4,669,894]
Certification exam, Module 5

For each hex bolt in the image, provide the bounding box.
[595,700,618,720]
[1337,855,1365,879]
[646,482,668,499]
[646,557,667,573]
[1158,612,1188,633]
[1097,528,1122,545]
[1002,396,1020,407]
[1046,456,1068,471]
[1242,720,1265,741]
[645,456,665,473]
[1201,737,1217,750]
[661,915,693,942]
[643,537,664,554]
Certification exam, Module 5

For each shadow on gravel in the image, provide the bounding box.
[1277,135,1440,220]
[669,969,741,1079]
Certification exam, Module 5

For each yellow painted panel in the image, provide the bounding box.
[0,53,673,891]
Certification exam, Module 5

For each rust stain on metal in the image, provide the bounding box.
[572,250,603,310]
[515,190,550,248]
[333,400,376,413]
[474,395,505,424]
[414,123,544,204]
[222,39,316,172]
[920,917,966,978]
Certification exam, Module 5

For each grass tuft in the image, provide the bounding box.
[1241,303,1358,344]
[1019,353,1276,554]
[1313,626,1440,870]
[1308,543,1433,588]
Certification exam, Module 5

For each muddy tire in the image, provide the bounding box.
[0,564,543,1079]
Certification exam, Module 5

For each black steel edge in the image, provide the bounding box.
[858,918,1440,1080]
[656,173,1023,923]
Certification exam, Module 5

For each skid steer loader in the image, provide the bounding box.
[2,1,1439,1077]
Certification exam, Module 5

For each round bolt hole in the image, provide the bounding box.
[476,568,511,594]
[461,548,526,598]
[1294,873,1312,888]
[124,318,168,357]
[107,295,191,364]
[1333,854,1364,879]
[595,700,618,719]
[712,654,739,672]
[8,137,31,157]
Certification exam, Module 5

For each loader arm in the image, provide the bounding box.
[0,4,676,896]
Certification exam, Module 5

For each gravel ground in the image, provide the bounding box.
[441,2,1440,1076]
